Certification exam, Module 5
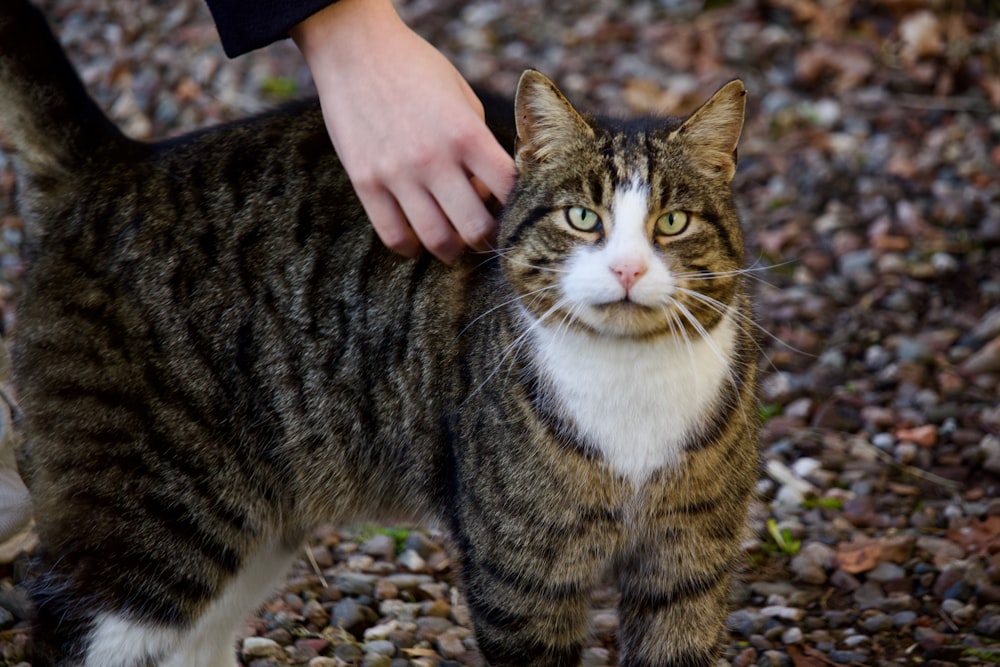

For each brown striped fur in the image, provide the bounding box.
[1,2,759,666]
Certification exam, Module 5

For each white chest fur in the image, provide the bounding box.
[528,311,739,484]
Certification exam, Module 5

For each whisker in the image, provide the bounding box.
[460,284,558,337]
[462,296,571,405]
[675,287,816,360]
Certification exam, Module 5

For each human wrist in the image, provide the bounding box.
[290,0,403,68]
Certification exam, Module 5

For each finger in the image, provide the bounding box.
[393,186,464,264]
[428,172,498,253]
[355,185,421,259]
[463,135,516,206]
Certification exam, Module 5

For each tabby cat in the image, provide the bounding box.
[0,1,759,666]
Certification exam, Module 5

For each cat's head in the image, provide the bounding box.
[498,70,747,340]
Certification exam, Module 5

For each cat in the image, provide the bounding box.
[0,1,759,666]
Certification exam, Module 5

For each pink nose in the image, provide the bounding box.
[611,260,648,291]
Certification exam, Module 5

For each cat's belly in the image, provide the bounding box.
[528,309,740,484]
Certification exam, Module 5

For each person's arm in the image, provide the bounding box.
[204,0,330,57]
[290,0,515,262]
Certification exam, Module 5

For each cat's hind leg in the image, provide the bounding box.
[158,539,300,667]
[30,539,299,667]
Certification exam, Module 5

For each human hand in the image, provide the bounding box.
[291,0,515,263]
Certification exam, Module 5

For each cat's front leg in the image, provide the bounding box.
[615,517,744,667]
[453,514,606,667]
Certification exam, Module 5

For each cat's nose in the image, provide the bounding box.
[610,260,648,291]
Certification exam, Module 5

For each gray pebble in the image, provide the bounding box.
[757,649,792,667]
[866,562,906,583]
[861,614,893,633]
[362,639,396,656]
[975,614,1000,638]
[829,650,869,663]
[360,533,397,561]
[727,609,767,638]
[336,572,377,596]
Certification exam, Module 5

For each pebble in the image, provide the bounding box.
[760,606,805,622]
[336,572,377,596]
[241,637,284,660]
[362,639,396,656]
[829,650,869,663]
[360,534,397,561]
[398,549,427,572]
[308,659,339,667]
[790,541,834,584]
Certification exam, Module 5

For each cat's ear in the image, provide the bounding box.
[670,80,746,182]
[514,70,594,167]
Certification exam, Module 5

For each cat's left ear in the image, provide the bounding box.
[514,70,594,168]
[669,80,746,182]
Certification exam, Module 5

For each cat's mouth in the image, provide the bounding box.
[585,299,670,337]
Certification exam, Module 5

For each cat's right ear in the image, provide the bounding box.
[514,70,594,167]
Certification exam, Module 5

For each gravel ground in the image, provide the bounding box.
[0,0,999,665]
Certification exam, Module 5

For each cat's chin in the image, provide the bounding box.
[577,302,674,339]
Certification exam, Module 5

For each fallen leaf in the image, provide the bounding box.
[788,643,848,666]
[834,541,881,574]
[947,517,1000,555]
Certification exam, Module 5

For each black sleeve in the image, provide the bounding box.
[204,0,337,57]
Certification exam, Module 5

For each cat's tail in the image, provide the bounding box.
[0,0,129,180]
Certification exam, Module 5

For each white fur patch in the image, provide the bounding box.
[85,540,298,667]
[528,309,739,484]
[85,613,177,667]
[561,182,677,334]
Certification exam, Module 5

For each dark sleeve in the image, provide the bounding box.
[204,0,336,57]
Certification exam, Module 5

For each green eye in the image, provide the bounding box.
[655,210,690,236]
[565,206,602,232]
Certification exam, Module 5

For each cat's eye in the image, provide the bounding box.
[565,206,602,233]
[655,211,690,236]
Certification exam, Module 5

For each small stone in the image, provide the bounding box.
[362,639,396,656]
[374,579,399,600]
[336,572,377,596]
[308,659,339,667]
[757,649,792,667]
[415,615,454,641]
[830,569,860,591]
[361,655,392,667]
[360,533,397,561]
[403,531,441,559]
[867,562,907,583]
[398,549,427,572]
[435,628,470,659]
[302,599,329,627]
[975,614,1000,638]
[781,626,803,644]
[791,541,834,584]
[861,613,894,633]
[332,597,377,636]
[893,611,918,627]
[241,637,284,660]
[916,536,965,566]
[334,643,363,663]
[383,573,434,595]
[734,646,758,667]
[760,605,805,622]
[422,599,452,618]
[829,650,870,663]
[728,609,767,637]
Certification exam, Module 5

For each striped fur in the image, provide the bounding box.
[2,3,758,666]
